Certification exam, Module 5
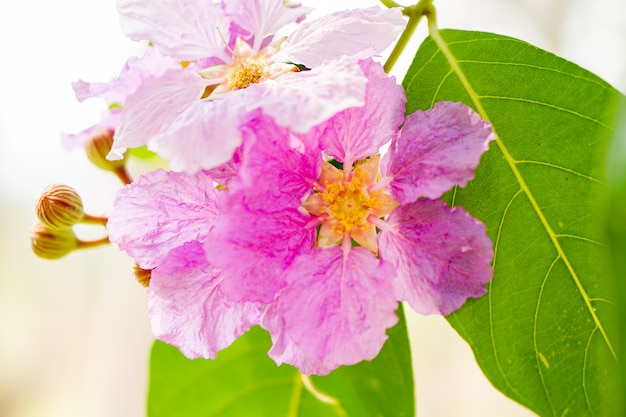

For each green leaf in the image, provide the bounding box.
[128,145,160,160]
[403,29,622,416]
[147,306,414,417]
[606,96,626,415]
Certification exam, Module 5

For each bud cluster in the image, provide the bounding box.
[31,129,135,279]
[31,184,109,260]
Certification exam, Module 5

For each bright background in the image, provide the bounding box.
[0,1,624,416]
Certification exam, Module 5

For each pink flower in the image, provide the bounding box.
[108,0,406,171]
[205,61,496,374]
[107,60,496,375]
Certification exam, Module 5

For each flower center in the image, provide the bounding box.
[302,156,399,253]
[322,166,381,234]
[228,61,268,90]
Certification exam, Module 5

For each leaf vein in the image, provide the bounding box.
[457,60,611,90]
[534,255,561,417]
[478,95,611,129]
[555,234,606,247]
[515,160,605,185]
[431,69,454,107]
[488,188,528,400]
[583,327,598,416]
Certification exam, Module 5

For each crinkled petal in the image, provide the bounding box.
[117,0,231,62]
[315,59,405,166]
[205,197,315,304]
[225,0,311,52]
[276,6,405,68]
[107,169,218,269]
[381,101,496,203]
[72,47,178,104]
[149,241,261,359]
[110,68,206,159]
[264,247,398,375]
[150,96,247,172]
[250,55,367,134]
[61,109,120,150]
[378,199,494,316]
[230,112,321,211]
[206,145,243,186]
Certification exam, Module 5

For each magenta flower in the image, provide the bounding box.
[108,59,496,374]
[105,0,406,171]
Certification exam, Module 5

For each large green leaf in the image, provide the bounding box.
[148,306,414,417]
[403,29,622,415]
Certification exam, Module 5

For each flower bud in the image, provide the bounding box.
[133,263,152,288]
[84,129,126,172]
[30,222,79,259]
[36,184,84,228]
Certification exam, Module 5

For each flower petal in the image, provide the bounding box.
[230,112,321,211]
[206,145,243,186]
[265,247,398,375]
[382,101,496,203]
[117,0,231,62]
[378,199,494,315]
[204,196,316,304]
[72,47,178,105]
[110,68,206,159]
[148,241,261,359]
[61,109,120,150]
[225,0,311,52]
[316,59,405,166]
[107,169,218,269]
[150,96,247,172]
[276,6,405,68]
[250,55,367,134]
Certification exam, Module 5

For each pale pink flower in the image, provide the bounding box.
[108,0,406,171]
[61,47,178,150]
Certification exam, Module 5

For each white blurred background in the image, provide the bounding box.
[0,1,624,416]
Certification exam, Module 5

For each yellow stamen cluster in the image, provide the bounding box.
[229,62,268,90]
[321,166,383,235]
[302,156,399,253]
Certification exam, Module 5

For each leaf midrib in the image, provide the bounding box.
[426,27,617,365]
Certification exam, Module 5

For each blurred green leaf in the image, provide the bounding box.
[128,145,160,160]
[606,96,626,415]
[148,306,414,417]
[403,29,622,416]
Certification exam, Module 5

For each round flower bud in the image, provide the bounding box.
[133,263,152,288]
[30,222,79,259]
[84,129,126,172]
[36,184,84,228]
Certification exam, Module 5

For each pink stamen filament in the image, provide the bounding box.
[369,175,393,193]
[367,214,393,233]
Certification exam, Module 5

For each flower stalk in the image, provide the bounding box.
[30,223,109,259]
[383,0,436,73]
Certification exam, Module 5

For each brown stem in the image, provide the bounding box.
[76,236,110,249]
[114,167,133,185]
[81,214,108,226]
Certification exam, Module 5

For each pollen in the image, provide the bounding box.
[302,156,400,253]
[321,166,381,234]
[228,62,268,90]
